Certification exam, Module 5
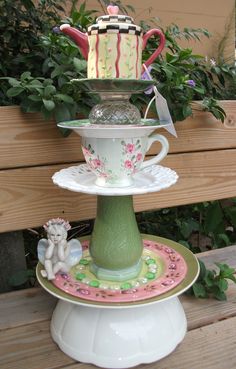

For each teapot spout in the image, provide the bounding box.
[60,24,89,60]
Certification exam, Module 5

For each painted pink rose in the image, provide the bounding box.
[90,158,102,169]
[82,146,92,157]
[124,160,134,170]
[99,172,109,178]
[125,143,135,153]
[136,152,143,161]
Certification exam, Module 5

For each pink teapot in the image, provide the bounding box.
[60,5,165,79]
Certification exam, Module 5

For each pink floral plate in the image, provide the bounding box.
[47,239,188,303]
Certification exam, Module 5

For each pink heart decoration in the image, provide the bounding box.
[107,5,119,15]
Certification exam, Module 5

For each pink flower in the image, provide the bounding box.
[91,158,102,169]
[77,288,90,295]
[125,143,135,153]
[82,146,92,157]
[99,172,109,178]
[136,152,143,161]
[124,160,134,169]
[161,279,174,287]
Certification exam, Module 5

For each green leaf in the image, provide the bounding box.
[42,99,55,111]
[22,100,42,113]
[217,233,230,246]
[192,282,208,298]
[7,78,21,87]
[7,86,24,97]
[225,207,236,227]
[212,288,227,301]
[178,240,191,249]
[29,79,43,87]
[182,104,192,118]
[55,94,74,104]
[58,127,71,137]
[51,66,64,79]
[28,94,42,102]
[204,270,215,287]
[204,201,223,233]
[73,58,87,72]
[198,259,207,280]
[20,71,32,80]
[54,104,72,123]
[44,85,56,97]
[218,278,228,291]
[165,53,179,64]
[193,86,205,94]
[215,263,236,280]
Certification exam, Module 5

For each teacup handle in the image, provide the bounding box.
[142,29,165,72]
[141,134,169,169]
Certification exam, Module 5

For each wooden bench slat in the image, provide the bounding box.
[1,103,236,169]
[0,288,56,331]
[1,148,236,231]
[0,320,74,369]
[142,316,236,369]
[1,313,236,369]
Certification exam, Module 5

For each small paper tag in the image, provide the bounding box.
[142,65,177,137]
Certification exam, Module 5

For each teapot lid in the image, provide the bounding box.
[96,14,134,25]
[88,5,141,35]
[96,5,134,24]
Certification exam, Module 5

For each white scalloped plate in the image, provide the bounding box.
[52,164,178,196]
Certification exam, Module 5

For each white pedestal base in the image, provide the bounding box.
[51,297,187,368]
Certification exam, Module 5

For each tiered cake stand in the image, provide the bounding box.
[37,80,199,368]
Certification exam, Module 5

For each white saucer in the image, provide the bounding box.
[52,164,178,196]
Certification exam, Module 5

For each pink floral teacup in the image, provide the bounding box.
[81,134,169,187]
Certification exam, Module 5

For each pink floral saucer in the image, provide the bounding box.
[51,239,188,303]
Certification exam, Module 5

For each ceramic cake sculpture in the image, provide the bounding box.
[36,5,199,369]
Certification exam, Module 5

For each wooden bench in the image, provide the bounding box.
[0,103,236,368]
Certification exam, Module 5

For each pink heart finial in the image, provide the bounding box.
[107,5,119,15]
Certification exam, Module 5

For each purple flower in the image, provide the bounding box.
[52,26,61,34]
[141,66,152,81]
[186,79,196,88]
[141,66,154,95]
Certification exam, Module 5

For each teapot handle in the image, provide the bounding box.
[142,29,165,71]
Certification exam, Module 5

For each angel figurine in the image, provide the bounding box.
[38,218,82,280]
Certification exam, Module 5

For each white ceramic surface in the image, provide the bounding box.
[52,164,178,196]
[57,119,167,138]
[81,134,169,187]
[51,296,187,368]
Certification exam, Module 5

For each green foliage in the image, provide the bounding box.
[0,0,65,77]
[8,269,36,289]
[137,199,236,253]
[141,22,236,122]
[1,1,235,124]
[187,260,236,300]
[0,1,99,125]
[137,198,236,300]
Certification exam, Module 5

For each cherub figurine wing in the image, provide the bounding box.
[37,238,83,267]
[37,238,48,265]
[66,238,83,267]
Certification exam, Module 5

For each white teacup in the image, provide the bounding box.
[81,134,169,187]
